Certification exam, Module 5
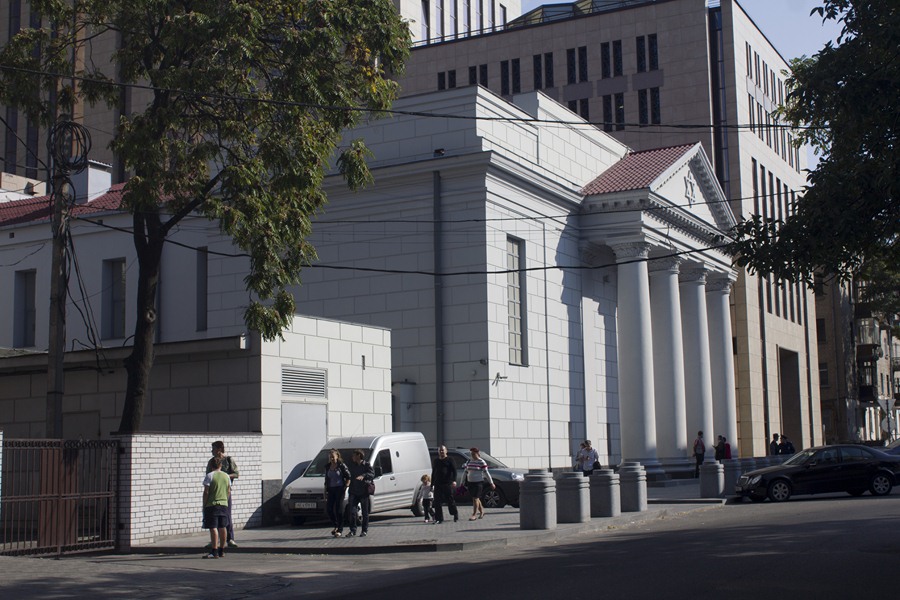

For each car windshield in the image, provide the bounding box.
[301,448,370,477]
[783,449,815,465]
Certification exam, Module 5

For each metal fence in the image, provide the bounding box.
[0,439,118,556]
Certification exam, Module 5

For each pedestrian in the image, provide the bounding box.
[780,435,795,455]
[692,431,706,478]
[714,435,726,461]
[324,449,351,537]
[202,456,231,559]
[206,440,240,548]
[416,474,435,523]
[769,433,781,456]
[431,445,459,524]
[346,449,374,537]
[462,447,495,521]
[579,440,600,477]
[723,436,732,459]
[574,442,586,472]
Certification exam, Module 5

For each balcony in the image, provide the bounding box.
[856,318,880,347]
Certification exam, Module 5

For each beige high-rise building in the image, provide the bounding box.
[395,0,822,455]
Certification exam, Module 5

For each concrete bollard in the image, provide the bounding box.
[556,472,590,523]
[519,469,557,530]
[619,462,647,513]
[722,459,743,496]
[700,461,725,498]
[589,469,621,518]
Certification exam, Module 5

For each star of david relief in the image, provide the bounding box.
[684,170,697,206]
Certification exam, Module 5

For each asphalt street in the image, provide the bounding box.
[1,493,898,600]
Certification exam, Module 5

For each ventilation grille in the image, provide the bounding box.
[281,366,327,398]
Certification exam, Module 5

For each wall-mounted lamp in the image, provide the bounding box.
[433,148,445,157]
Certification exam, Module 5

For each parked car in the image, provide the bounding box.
[428,447,526,508]
[735,444,900,502]
[885,438,900,456]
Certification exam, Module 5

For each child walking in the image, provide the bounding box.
[416,474,435,523]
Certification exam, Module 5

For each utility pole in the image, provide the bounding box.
[45,117,90,438]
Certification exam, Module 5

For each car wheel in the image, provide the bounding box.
[869,473,893,496]
[847,489,866,497]
[767,480,792,502]
[481,486,507,509]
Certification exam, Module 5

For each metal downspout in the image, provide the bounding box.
[433,171,445,444]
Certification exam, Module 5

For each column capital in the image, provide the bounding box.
[648,256,683,274]
[706,275,735,294]
[611,242,651,262]
[679,266,708,284]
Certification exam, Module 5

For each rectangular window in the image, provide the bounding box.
[638,89,648,125]
[816,318,827,343]
[578,46,588,82]
[757,103,764,140]
[13,269,36,347]
[746,42,752,77]
[819,362,829,386]
[490,0,496,30]
[438,71,447,90]
[568,99,577,113]
[601,42,611,79]
[469,65,477,85]
[650,87,660,124]
[579,98,589,120]
[751,158,759,215]
[196,247,208,332]
[533,54,542,89]
[636,36,646,73]
[449,0,457,37]
[479,63,488,86]
[614,92,624,131]
[512,58,521,93]
[544,52,554,87]
[421,1,431,40]
[436,0,444,39]
[748,94,755,133]
[102,258,127,339]
[566,48,576,84]
[501,59,510,94]
[648,34,658,70]
[501,3,507,26]
[448,69,456,88]
[613,40,623,77]
[463,0,471,33]
[507,237,527,365]
[603,95,613,132]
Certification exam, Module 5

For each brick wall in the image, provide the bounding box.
[115,433,262,548]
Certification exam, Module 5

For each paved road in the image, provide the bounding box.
[1,493,898,600]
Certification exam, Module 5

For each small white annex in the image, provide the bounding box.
[261,87,739,475]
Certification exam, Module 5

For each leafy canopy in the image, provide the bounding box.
[728,0,899,284]
[0,0,410,339]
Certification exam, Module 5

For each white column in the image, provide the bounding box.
[649,257,691,475]
[680,266,714,459]
[612,243,662,475]
[707,274,739,457]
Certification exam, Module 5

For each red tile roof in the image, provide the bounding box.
[581,143,696,196]
[0,183,126,227]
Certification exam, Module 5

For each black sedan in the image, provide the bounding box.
[885,438,900,456]
[428,447,525,508]
[735,444,900,502]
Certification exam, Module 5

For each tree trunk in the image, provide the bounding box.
[117,210,164,433]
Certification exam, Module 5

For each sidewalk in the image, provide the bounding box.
[137,480,724,555]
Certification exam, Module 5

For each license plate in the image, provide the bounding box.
[294,502,317,509]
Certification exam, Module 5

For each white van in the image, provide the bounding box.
[281,432,431,524]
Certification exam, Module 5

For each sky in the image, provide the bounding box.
[519,0,843,61]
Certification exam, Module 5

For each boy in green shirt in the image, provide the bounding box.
[202,456,231,558]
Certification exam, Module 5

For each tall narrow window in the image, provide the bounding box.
[501,60,510,94]
[13,269,36,347]
[614,93,625,131]
[612,40,623,77]
[489,0,495,31]
[436,0,444,40]
[566,48,576,84]
[650,87,660,124]
[448,69,457,88]
[421,1,431,40]
[648,34,658,70]
[600,42,611,79]
[533,54,543,89]
[578,46,588,82]
[463,0,471,33]
[476,0,483,31]
[544,52,554,87]
[438,71,447,90]
[500,4,506,27]
[638,89,648,125]
[479,63,488,86]
[579,98,589,120]
[748,94,755,133]
[636,36,646,73]
[469,65,477,85]
[449,0,457,37]
[507,237,527,366]
[602,95,613,132]
[102,258,127,339]
[512,58,521,93]
[196,247,208,332]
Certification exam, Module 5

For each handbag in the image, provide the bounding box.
[366,481,376,496]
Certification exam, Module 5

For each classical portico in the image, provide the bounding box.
[580,143,739,476]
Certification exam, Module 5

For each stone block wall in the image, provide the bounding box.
[115,432,262,548]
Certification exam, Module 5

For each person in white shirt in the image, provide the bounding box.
[579,440,600,477]
[462,447,495,521]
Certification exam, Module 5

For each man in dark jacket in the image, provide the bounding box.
[431,445,458,524]
[346,449,375,537]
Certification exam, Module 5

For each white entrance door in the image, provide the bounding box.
[281,402,327,482]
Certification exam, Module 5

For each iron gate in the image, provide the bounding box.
[0,439,118,556]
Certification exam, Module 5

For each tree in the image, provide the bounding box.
[0,0,410,432]
[728,0,899,284]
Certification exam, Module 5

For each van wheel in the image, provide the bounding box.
[481,487,507,509]
[291,516,306,526]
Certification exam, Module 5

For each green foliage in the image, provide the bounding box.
[1,0,410,336]
[729,0,899,284]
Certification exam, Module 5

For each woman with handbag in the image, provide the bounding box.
[580,440,600,477]
[324,449,351,537]
[462,448,494,521]
[346,449,375,537]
